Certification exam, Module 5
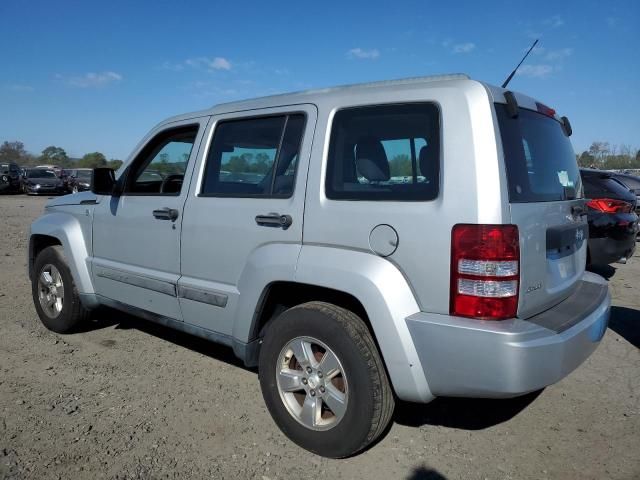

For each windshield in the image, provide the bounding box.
[77,171,92,180]
[1,164,9,174]
[28,169,57,178]
[496,104,581,202]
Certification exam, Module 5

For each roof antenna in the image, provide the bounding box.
[501,39,539,88]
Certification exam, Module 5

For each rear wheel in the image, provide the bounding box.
[259,301,394,458]
[32,246,89,333]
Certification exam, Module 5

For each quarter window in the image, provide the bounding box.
[326,103,440,201]
[201,114,306,197]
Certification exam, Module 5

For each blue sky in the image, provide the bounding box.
[1,0,638,160]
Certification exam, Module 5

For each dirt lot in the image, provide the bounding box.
[1,194,639,480]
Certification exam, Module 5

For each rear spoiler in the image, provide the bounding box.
[503,90,572,136]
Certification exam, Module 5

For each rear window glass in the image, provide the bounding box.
[496,104,581,202]
[614,175,640,192]
[326,103,440,201]
[582,174,636,199]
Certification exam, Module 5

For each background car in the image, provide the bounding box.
[0,162,22,193]
[22,168,66,195]
[609,172,640,218]
[582,168,639,265]
[67,168,93,193]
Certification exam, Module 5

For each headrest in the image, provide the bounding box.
[355,138,390,182]
[419,144,438,179]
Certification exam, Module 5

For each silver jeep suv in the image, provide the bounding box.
[29,74,610,457]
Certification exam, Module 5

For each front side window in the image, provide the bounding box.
[126,126,198,195]
[201,114,306,197]
[326,103,440,201]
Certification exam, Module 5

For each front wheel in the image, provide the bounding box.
[32,246,89,333]
[259,302,394,458]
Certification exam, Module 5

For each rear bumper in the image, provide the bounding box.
[589,235,637,265]
[406,272,610,399]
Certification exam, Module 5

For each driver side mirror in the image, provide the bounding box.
[92,168,117,195]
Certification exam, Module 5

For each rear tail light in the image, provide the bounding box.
[586,198,633,214]
[450,224,520,320]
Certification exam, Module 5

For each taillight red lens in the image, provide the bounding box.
[586,198,633,214]
[450,224,520,320]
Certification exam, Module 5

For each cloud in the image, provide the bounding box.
[346,48,380,59]
[6,84,34,92]
[160,61,184,72]
[516,64,553,78]
[185,56,232,71]
[544,48,573,61]
[61,71,123,88]
[543,15,564,28]
[210,57,231,70]
[452,42,476,54]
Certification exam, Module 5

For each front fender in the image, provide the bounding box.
[30,212,94,295]
[295,245,434,403]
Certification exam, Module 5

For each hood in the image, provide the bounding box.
[46,191,99,207]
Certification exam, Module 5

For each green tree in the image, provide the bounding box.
[39,146,69,166]
[0,140,33,164]
[225,155,249,173]
[578,151,595,168]
[78,152,107,168]
[107,159,123,170]
[388,154,412,177]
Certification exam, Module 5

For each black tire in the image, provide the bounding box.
[32,245,90,333]
[259,301,394,458]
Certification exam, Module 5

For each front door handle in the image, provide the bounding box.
[255,213,292,229]
[153,208,179,222]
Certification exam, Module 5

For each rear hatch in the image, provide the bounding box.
[495,100,587,319]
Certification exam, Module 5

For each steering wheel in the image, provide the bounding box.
[160,174,184,193]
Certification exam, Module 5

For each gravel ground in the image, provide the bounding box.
[1,194,639,480]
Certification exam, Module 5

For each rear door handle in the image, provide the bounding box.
[255,213,292,229]
[153,208,179,221]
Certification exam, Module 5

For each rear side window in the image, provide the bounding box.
[326,103,440,201]
[496,104,581,202]
[201,114,305,197]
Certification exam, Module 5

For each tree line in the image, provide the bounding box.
[0,141,123,170]
[576,142,639,170]
[2,139,638,175]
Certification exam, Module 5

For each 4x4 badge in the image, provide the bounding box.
[576,229,584,242]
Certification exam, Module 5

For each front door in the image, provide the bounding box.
[91,117,208,319]
[179,105,317,337]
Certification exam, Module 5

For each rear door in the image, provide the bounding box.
[178,105,316,336]
[495,102,587,318]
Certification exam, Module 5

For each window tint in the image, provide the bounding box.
[127,126,197,195]
[201,114,305,197]
[326,103,440,201]
[496,104,581,202]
